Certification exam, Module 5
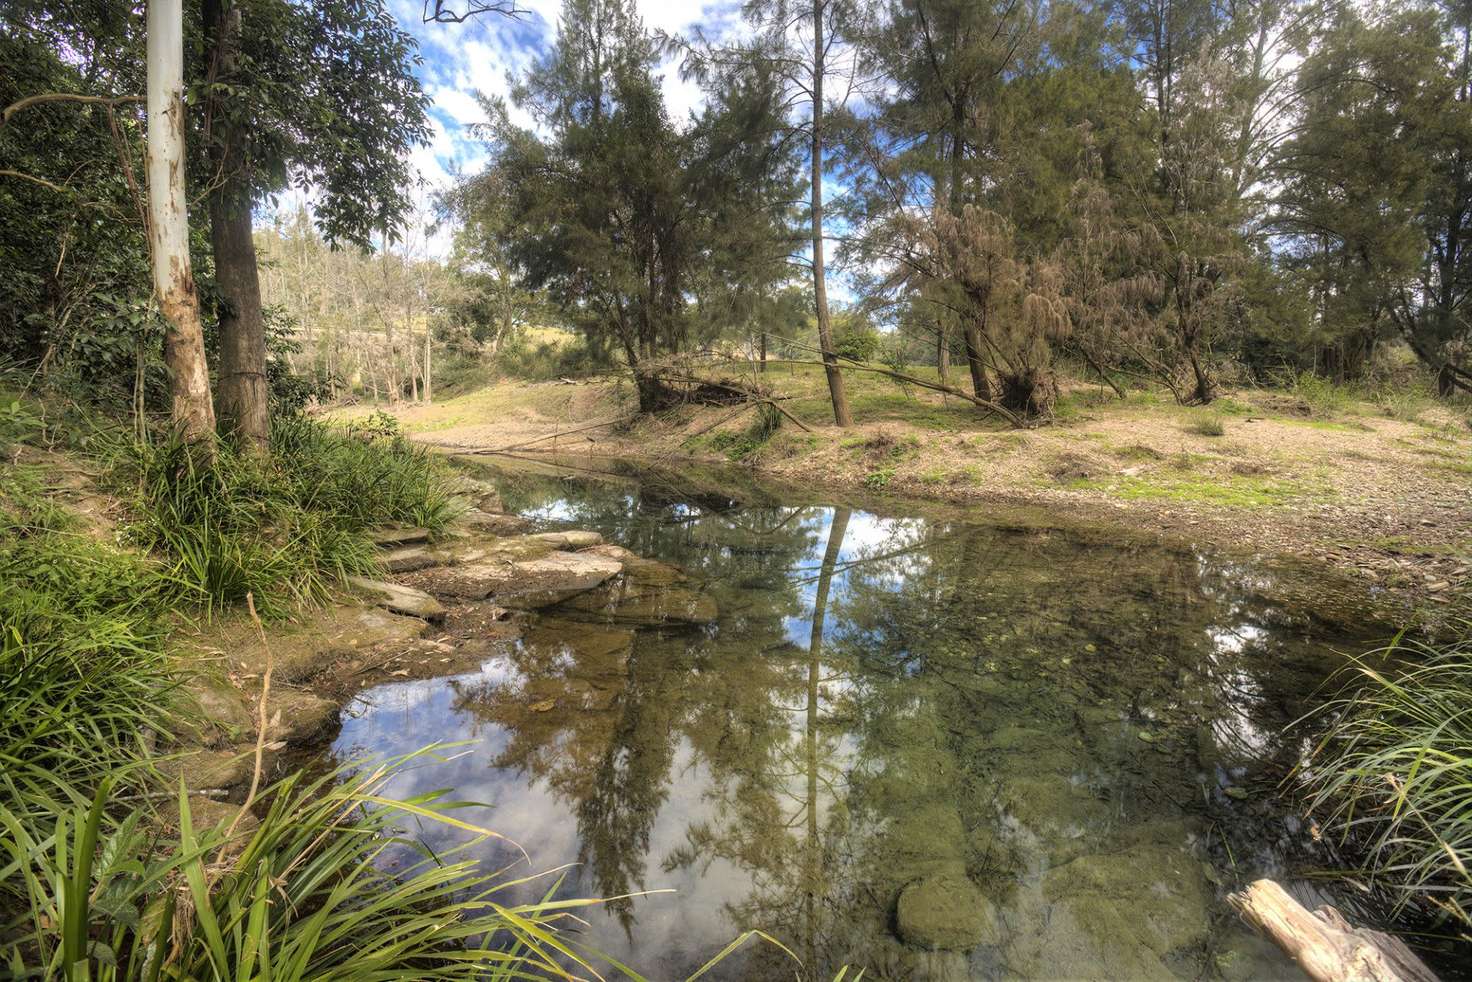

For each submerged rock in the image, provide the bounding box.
[346,575,446,622]
[556,578,718,626]
[896,873,999,951]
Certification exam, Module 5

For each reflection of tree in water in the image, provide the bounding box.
[446,460,1380,978]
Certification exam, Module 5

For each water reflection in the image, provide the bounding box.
[335,459,1389,980]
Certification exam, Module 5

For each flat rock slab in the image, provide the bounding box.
[459,508,534,536]
[557,578,718,626]
[529,530,603,550]
[191,605,431,684]
[581,543,689,586]
[383,545,437,573]
[346,575,446,622]
[427,550,623,606]
[371,526,430,548]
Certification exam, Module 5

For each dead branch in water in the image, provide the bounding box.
[1228,879,1439,982]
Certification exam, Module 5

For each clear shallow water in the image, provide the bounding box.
[333,457,1398,980]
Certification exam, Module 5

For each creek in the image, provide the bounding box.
[333,455,1403,980]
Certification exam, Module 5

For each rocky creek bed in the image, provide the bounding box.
[164,459,1470,980]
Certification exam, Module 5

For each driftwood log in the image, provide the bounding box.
[1228,879,1439,982]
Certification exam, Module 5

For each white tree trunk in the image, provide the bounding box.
[147,0,216,444]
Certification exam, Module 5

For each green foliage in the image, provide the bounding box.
[1301,629,1472,929]
[0,746,655,979]
[103,418,457,617]
[835,327,883,363]
[1286,371,1354,417]
[495,334,601,381]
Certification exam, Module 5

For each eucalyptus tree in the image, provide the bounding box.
[149,0,217,444]
[674,0,873,426]
[199,0,429,447]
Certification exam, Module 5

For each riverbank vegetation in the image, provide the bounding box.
[0,393,629,976]
[3,0,1471,970]
[1302,630,1472,937]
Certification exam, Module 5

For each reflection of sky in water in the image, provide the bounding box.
[338,666,760,973]
[782,509,929,647]
[331,461,1399,980]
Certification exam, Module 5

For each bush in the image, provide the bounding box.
[1287,370,1353,416]
[1185,413,1226,436]
[1300,627,1472,929]
[835,328,883,363]
[103,418,458,617]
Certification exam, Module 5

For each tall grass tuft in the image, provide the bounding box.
[103,418,458,618]
[1300,627,1472,930]
[1,749,643,980]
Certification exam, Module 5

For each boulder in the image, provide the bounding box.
[180,672,256,747]
[896,873,999,951]
[346,576,446,622]
[157,747,255,792]
[266,689,339,746]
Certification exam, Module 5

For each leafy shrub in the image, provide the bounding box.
[835,328,883,363]
[495,335,599,381]
[1287,370,1353,416]
[1300,628,1472,929]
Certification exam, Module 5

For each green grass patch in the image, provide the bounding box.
[1184,412,1226,437]
[101,416,458,619]
[1069,472,1319,507]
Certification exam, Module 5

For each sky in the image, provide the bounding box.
[385,0,746,219]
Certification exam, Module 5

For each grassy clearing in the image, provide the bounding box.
[1301,629,1472,932]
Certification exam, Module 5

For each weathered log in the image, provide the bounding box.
[1228,879,1438,982]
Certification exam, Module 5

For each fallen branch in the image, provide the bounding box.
[1228,879,1439,982]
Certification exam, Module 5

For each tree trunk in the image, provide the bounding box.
[949,127,990,402]
[147,0,216,447]
[811,0,853,428]
[759,330,767,372]
[206,0,268,451]
[423,320,432,403]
